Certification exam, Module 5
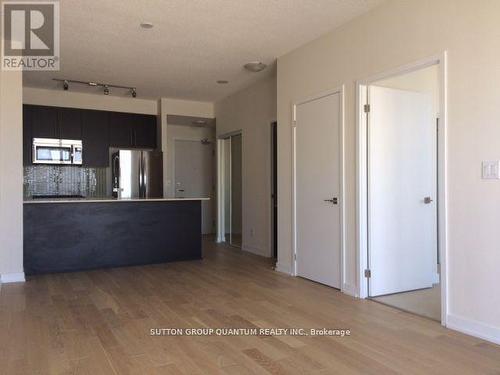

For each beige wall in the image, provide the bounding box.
[277,0,500,342]
[165,124,215,197]
[159,98,214,196]
[215,75,277,257]
[0,69,24,283]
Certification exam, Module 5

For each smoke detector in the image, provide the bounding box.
[244,61,267,72]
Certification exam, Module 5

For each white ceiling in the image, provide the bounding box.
[23,0,385,101]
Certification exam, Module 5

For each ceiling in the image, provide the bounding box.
[23,0,385,102]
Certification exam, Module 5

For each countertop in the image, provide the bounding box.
[23,197,210,204]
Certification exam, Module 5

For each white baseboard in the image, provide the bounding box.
[342,283,357,297]
[274,262,292,275]
[0,272,25,283]
[447,313,500,346]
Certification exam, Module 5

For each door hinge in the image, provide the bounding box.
[364,104,370,113]
[364,269,371,278]
[294,253,297,260]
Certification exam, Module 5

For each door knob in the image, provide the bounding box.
[324,197,338,204]
[424,197,433,204]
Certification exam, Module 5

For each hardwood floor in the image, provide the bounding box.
[1,239,499,374]
[372,284,441,322]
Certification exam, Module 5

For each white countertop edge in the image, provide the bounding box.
[24,198,211,204]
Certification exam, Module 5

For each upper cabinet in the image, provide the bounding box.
[23,106,33,166]
[109,112,156,149]
[132,114,157,148]
[28,105,83,139]
[23,105,158,167]
[29,105,59,139]
[108,112,133,148]
[82,110,109,167]
[58,107,83,139]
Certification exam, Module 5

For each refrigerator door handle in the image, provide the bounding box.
[141,151,146,198]
[138,151,143,197]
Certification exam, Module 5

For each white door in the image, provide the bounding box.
[175,139,214,234]
[295,92,342,289]
[368,86,437,297]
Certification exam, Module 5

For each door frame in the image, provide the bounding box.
[291,85,346,292]
[216,130,242,245]
[270,121,278,260]
[356,52,448,325]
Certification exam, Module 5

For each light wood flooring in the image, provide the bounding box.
[1,239,499,374]
[372,284,441,321]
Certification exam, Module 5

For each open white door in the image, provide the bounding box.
[368,86,437,297]
[295,92,341,289]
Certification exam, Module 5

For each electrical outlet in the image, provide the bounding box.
[482,161,500,179]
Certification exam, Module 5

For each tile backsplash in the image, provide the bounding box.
[24,165,108,199]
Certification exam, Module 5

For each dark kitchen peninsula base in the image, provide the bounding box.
[24,200,202,275]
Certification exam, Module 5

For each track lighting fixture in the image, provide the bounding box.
[52,79,138,97]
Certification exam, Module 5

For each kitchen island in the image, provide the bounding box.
[23,198,209,275]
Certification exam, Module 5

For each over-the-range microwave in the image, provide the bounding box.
[32,138,83,165]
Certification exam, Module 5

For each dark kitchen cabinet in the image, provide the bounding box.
[23,105,157,167]
[133,115,157,148]
[28,105,82,140]
[58,107,82,139]
[30,105,58,139]
[23,105,33,166]
[109,112,157,149]
[82,110,109,167]
[109,112,133,148]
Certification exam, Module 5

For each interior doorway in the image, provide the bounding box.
[293,88,344,289]
[357,58,447,323]
[217,132,243,248]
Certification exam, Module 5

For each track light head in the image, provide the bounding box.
[103,85,110,95]
[131,88,137,98]
[63,80,69,91]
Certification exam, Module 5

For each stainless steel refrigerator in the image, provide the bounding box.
[112,150,163,199]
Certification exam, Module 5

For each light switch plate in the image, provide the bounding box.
[482,161,500,179]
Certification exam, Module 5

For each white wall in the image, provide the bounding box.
[215,75,277,257]
[277,0,500,343]
[0,69,24,283]
[23,87,158,114]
